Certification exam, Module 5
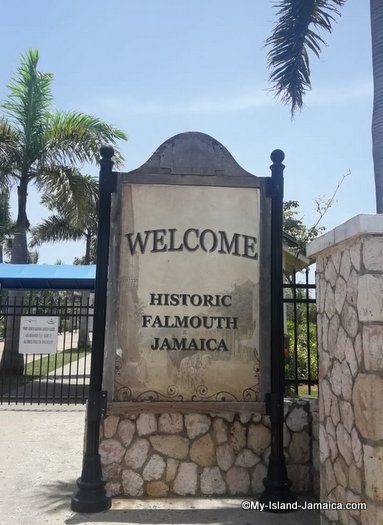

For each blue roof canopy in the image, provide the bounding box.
[0,264,96,290]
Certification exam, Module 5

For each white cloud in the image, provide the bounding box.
[80,79,372,118]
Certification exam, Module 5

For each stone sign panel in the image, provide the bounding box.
[104,132,271,405]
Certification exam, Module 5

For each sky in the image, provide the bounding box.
[1,0,373,264]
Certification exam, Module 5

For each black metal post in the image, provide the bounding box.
[71,145,115,513]
[259,149,296,510]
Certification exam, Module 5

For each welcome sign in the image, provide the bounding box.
[104,133,271,405]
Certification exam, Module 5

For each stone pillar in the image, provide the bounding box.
[307,214,383,525]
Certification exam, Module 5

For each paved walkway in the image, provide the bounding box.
[0,405,319,525]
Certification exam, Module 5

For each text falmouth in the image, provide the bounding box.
[146,293,235,352]
[126,228,258,259]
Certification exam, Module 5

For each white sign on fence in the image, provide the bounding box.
[19,316,59,355]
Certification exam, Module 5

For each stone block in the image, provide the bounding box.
[190,433,215,466]
[285,406,308,432]
[143,454,166,481]
[353,373,383,441]
[325,259,337,287]
[363,325,383,371]
[251,462,267,494]
[335,277,347,314]
[330,360,343,397]
[363,237,383,271]
[103,415,119,438]
[158,413,183,434]
[354,333,363,368]
[117,419,135,447]
[149,435,189,459]
[350,242,361,272]
[336,423,352,464]
[247,424,270,455]
[122,469,144,496]
[360,500,383,525]
[348,463,362,494]
[323,458,337,495]
[364,444,383,502]
[288,431,310,464]
[212,418,228,444]
[345,336,358,377]
[340,361,353,402]
[346,269,358,308]
[339,400,354,434]
[125,438,149,470]
[136,413,157,436]
[335,325,347,361]
[173,462,197,495]
[216,443,235,471]
[100,439,125,465]
[166,458,179,482]
[239,412,252,424]
[105,481,121,497]
[341,303,359,339]
[328,314,340,352]
[324,283,336,319]
[225,466,250,495]
[200,467,226,495]
[229,421,246,452]
[358,275,383,322]
[102,462,122,482]
[333,456,348,489]
[319,425,329,464]
[185,413,211,439]
[146,481,169,497]
[235,448,259,468]
[340,250,351,281]
[351,428,363,469]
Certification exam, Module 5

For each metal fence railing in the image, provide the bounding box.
[0,272,318,405]
[0,290,93,405]
[283,268,318,397]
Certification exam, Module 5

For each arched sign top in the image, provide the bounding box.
[129,131,256,178]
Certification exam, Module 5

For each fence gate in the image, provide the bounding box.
[0,290,93,405]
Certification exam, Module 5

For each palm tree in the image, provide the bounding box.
[267,0,383,212]
[30,174,99,265]
[30,175,99,349]
[0,50,127,374]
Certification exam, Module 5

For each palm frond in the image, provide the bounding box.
[37,168,99,230]
[267,0,345,115]
[30,215,83,247]
[2,50,53,158]
[44,111,127,167]
[0,118,22,185]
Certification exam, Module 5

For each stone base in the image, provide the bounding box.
[99,398,318,498]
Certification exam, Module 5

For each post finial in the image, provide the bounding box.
[270,149,285,164]
[100,144,115,160]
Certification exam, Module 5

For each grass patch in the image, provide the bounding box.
[0,348,90,395]
[24,348,89,377]
[285,383,318,398]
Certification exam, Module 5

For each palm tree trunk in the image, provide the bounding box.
[78,290,91,349]
[0,180,29,374]
[12,180,29,263]
[371,0,383,213]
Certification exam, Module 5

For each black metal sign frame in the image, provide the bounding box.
[71,141,295,512]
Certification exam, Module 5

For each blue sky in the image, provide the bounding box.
[1,0,373,264]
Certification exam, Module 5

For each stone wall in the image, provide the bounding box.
[308,217,383,525]
[99,398,318,498]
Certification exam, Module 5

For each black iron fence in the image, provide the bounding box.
[0,290,93,405]
[283,268,318,397]
[0,270,318,405]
